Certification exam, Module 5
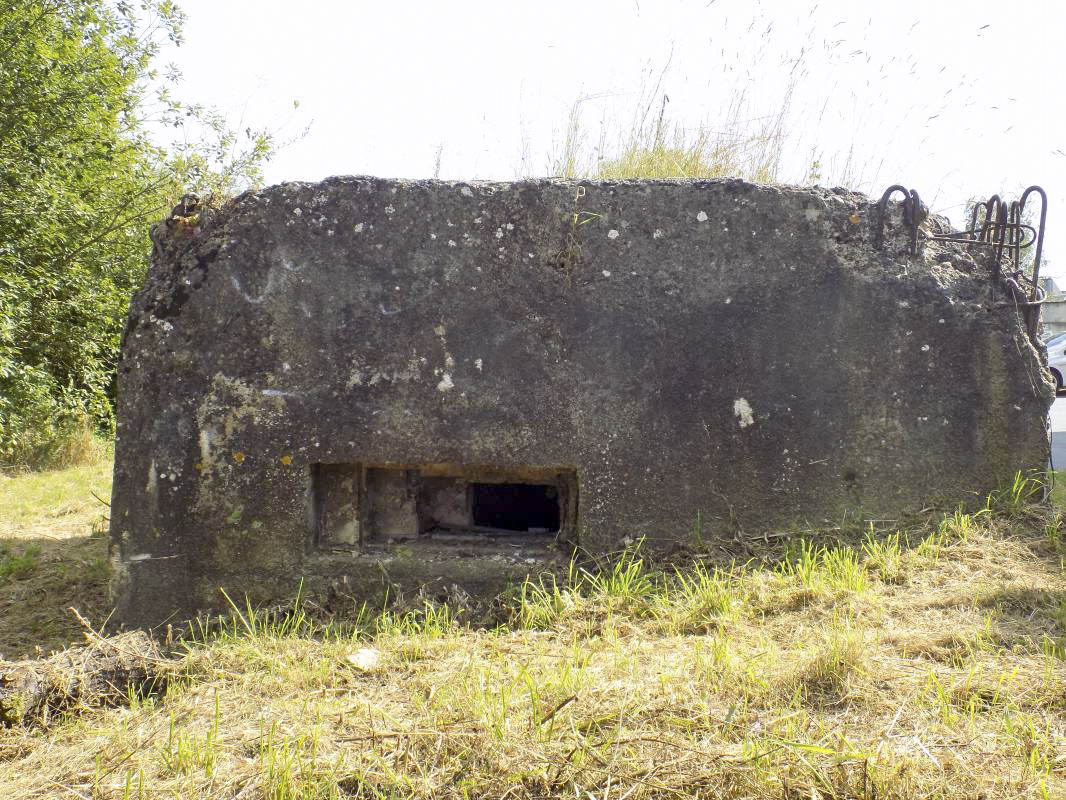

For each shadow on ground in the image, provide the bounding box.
[0,460,114,658]
[0,533,111,658]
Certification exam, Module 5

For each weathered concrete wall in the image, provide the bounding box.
[111,177,1052,627]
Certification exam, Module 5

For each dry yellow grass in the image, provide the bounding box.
[546,84,790,184]
[550,105,786,185]
[0,468,1064,798]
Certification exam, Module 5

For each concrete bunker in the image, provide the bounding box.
[110,176,1053,627]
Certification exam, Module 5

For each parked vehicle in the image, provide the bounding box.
[1044,332,1066,350]
[1047,337,1066,392]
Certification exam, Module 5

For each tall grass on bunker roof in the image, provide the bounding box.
[534,2,999,197]
[548,84,791,183]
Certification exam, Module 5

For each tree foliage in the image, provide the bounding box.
[0,0,272,468]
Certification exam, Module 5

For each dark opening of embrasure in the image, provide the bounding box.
[471,483,560,532]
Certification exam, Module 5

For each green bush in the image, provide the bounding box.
[0,1,273,470]
[0,364,105,472]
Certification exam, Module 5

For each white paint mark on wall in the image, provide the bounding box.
[199,427,214,464]
[433,324,457,384]
[231,272,275,304]
[607,229,619,239]
[474,358,483,371]
[733,398,755,428]
[353,223,364,233]
[653,228,664,239]
[696,211,708,222]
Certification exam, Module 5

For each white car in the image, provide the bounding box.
[1046,334,1066,391]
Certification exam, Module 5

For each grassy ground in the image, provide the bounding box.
[1,466,1065,798]
[0,459,112,658]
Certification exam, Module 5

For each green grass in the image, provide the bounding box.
[1049,470,1066,513]
[0,457,112,527]
[0,459,113,657]
[1,469,1065,799]
[0,543,41,581]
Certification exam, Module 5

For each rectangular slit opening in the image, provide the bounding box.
[312,464,576,547]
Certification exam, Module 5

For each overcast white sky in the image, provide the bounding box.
[160,0,1065,273]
